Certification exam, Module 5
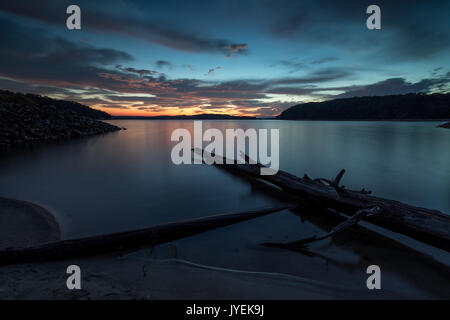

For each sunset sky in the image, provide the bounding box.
[0,0,449,117]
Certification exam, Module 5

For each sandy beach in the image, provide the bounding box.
[0,196,397,299]
[0,197,375,299]
[1,196,449,300]
[0,197,60,250]
[0,253,403,300]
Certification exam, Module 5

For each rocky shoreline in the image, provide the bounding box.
[0,102,120,148]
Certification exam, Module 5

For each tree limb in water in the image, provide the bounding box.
[0,204,295,266]
[264,206,381,248]
[193,148,450,252]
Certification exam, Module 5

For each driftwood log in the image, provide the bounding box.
[0,204,293,266]
[194,148,450,252]
[264,206,381,248]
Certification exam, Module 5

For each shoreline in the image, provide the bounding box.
[0,254,403,300]
[0,101,121,149]
[1,197,449,299]
[0,197,394,300]
[0,196,61,249]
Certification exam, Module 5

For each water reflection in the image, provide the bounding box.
[0,120,449,238]
[1,120,449,297]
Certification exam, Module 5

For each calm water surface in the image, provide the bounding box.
[1,120,448,237]
[1,120,449,297]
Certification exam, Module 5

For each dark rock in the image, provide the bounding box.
[0,98,121,148]
[437,121,450,128]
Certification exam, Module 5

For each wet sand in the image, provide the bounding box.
[0,197,391,299]
[0,197,374,299]
[0,197,449,299]
[0,197,60,249]
[0,253,402,300]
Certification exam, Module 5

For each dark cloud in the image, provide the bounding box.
[136,106,166,113]
[0,16,133,89]
[116,65,159,77]
[204,66,222,76]
[268,0,450,62]
[336,76,450,98]
[273,56,338,73]
[92,18,249,57]
[224,44,248,55]
[0,0,249,56]
[265,86,318,96]
[97,104,130,109]
[273,69,351,85]
[277,60,304,73]
[0,78,72,96]
[265,75,450,99]
[155,60,173,69]
[311,57,338,64]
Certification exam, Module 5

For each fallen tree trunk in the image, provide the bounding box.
[194,148,450,252]
[0,204,293,266]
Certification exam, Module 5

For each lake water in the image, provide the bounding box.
[1,120,449,297]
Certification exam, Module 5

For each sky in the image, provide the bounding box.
[0,0,449,117]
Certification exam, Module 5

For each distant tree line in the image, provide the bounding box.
[112,114,256,120]
[277,93,450,120]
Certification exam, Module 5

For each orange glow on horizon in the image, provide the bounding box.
[93,104,262,117]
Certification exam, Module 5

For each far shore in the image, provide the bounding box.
[110,117,450,122]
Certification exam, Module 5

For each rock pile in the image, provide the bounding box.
[0,102,120,147]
